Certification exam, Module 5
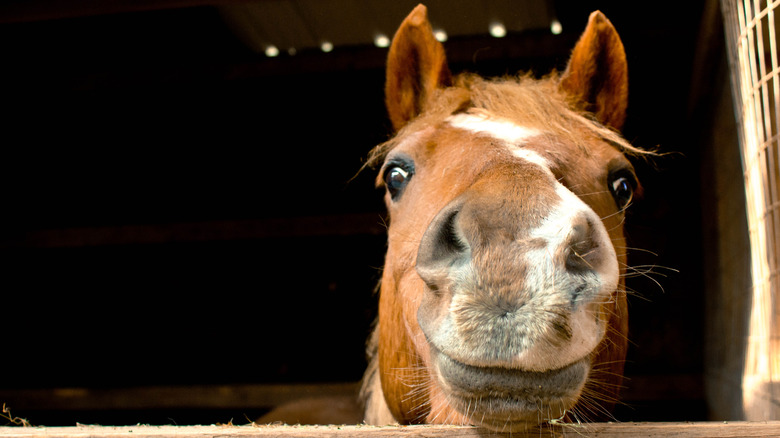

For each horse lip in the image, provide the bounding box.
[431,346,588,424]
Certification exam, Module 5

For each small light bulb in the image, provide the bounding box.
[321,41,334,52]
[374,34,390,48]
[265,45,279,57]
[489,22,506,38]
[434,29,448,42]
[287,47,297,56]
[551,19,562,35]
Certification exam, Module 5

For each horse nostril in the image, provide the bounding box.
[437,209,468,255]
[416,202,469,285]
[564,217,597,273]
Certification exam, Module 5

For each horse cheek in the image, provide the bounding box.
[377,256,432,423]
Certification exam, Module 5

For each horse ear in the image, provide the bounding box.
[559,11,628,131]
[385,4,452,132]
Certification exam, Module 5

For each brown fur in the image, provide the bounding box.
[560,11,629,131]
[385,4,452,131]
[362,4,649,430]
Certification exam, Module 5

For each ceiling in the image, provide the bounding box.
[0,1,709,72]
[217,0,556,55]
[0,0,564,57]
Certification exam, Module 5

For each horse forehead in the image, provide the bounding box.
[444,112,553,174]
[446,112,542,145]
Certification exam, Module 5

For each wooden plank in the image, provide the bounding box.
[0,375,703,416]
[0,383,361,411]
[1,423,780,438]
[0,375,702,413]
[0,0,254,24]
[0,214,386,248]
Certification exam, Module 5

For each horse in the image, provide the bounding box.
[360,4,650,432]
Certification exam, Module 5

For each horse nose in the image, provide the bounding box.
[417,197,607,294]
[564,214,598,273]
[415,200,469,287]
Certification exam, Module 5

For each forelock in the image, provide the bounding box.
[365,72,653,170]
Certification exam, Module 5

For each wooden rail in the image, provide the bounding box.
[1,423,780,438]
[0,214,386,249]
[0,383,361,411]
[0,376,702,412]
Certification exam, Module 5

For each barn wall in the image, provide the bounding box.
[699,51,752,420]
[0,1,713,426]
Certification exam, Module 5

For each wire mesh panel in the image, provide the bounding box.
[721,0,780,419]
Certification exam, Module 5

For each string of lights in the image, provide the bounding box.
[262,18,563,58]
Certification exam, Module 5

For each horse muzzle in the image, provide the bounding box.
[431,345,589,430]
[413,169,618,429]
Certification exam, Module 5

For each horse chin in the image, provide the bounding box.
[431,347,589,431]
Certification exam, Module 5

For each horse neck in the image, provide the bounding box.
[376,275,431,424]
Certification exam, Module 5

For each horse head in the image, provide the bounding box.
[362,4,644,431]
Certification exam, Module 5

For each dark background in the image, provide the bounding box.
[0,0,715,426]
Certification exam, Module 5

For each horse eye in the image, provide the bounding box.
[384,166,412,199]
[610,176,634,210]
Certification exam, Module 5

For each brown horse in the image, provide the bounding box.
[360,4,649,432]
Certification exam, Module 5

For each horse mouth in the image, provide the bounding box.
[432,348,589,431]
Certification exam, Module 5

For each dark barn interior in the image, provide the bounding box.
[0,0,729,427]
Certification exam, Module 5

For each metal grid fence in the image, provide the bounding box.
[721,0,780,419]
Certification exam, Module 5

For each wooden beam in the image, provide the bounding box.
[0,213,386,248]
[1,423,779,437]
[0,375,703,413]
[0,383,360,411]
[222,32,576,79]
[0,0,254,24]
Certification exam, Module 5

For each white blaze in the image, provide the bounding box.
[447,112,551,172]
[442,111,618,371]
